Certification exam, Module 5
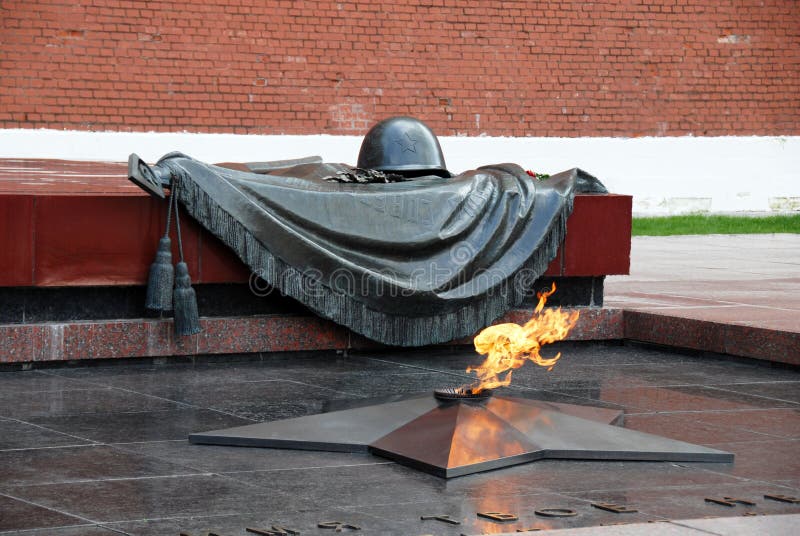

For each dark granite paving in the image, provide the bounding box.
[1,343,799,535]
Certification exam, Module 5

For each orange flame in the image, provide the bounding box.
[466,283,579,393]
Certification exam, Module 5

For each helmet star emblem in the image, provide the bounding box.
[393,132,418,153]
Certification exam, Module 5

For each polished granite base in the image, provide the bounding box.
[0,307,623,364]
[1,342,797,535]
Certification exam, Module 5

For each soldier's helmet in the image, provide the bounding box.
[357,116,450,178]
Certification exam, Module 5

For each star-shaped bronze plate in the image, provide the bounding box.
[189,393,732,478]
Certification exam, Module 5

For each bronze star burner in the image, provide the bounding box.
[189,390,732,478]
[433,387,493,401]
[190,286,732,477]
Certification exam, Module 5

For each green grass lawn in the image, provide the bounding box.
[632,214,800,236]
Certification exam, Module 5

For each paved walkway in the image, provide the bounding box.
[498,513,800,535]
[606,234,800,363]
[606,234,799,333]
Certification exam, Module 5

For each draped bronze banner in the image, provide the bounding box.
[156,153,605,346]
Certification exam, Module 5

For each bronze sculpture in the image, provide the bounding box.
[129,117,606,345]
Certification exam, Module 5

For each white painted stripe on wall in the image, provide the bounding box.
[1,129,797,215]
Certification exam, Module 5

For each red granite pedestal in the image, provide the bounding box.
[1,158,635,364]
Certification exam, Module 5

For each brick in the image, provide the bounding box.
[0,0,797,135]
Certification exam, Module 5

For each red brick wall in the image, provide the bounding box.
[1,0,798,136]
